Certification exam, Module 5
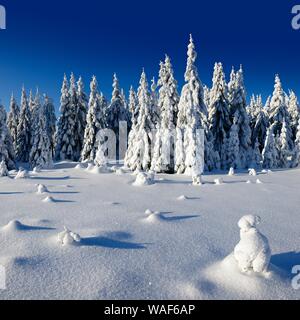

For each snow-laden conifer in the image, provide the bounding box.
[262,125,278,169]
[287,90,300,140]
[7,93,20,152]
[0,105,15,169]
[16,87,32,162]
[81,76,107,162]
[151,56,179,173]
[29,93,53,169]
[55,74,76,161]
[208,62,231,169]
[124,70,154,171]
[175,35,206,174]
[43,95,56,158]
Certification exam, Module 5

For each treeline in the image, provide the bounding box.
[0,35,299,176]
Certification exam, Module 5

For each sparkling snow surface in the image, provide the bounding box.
[0,162,299,300]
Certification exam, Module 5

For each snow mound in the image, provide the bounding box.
[234,215,271,273]
[145,211,163,223]
[214,178,223,185]
[202,254,289,300]
[2,220,24,232]
[43,196,55,203]
[248,169,257,176]
[15,169,29,179]
[228,167,235,176]
[192,175,203,186]
[133,172,154,186]
[37,184,48,194]
[0,160,9,177]
[246,180,252,184]
[261,169,268,174]
[110,166,117,172]
[145,209,153,215]
[58,227,81,246]
[33,166,42,173]
[115,168,126,175]
[90,165,111,174]
[86,163,95,171]
[177,195,188,201]
[75,163,85,170]
[256,179,263,184]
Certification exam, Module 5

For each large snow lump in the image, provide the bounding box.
[234,215,271,274]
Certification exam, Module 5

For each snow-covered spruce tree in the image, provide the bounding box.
[262,125,278,169]
[264,95,271,113]
[228,66,252,168]
[251,95,269,152]
[0,105,15,170]
[251,138,262,169]
[128,86,139,126]
[226,114,240,169]
[43,95,56,158]
[29,94,53,169]
[55,74,77,161]
[150,77,160,128]
[124,70,154,171]
[151,55,179,173]
[268,75,292,142]
[175,35,207,174]
[293,119,300,167]
[287,90,300,140]
[208,62,231,169]
[106,74,131,161]
[81,77,107,162]
[74,76,88,160]
[16,87,32,162]
[203,85,210,112]
[7,93,20,152]
[277,119,292,168]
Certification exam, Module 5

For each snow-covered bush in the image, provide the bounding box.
[234,215,271,273]
[133,172,155,186]
[0,160,8,177]
[58,227,81,246]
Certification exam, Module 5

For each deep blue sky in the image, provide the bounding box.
[0,0,300,112]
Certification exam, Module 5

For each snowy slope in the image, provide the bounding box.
[0,162,299,300]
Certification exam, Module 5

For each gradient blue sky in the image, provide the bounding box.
[0,0,300,111]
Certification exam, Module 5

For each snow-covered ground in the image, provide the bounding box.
[0,162,299,300]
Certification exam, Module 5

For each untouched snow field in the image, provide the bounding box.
[0,162,299,300]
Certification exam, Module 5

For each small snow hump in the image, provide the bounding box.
[15,169,29,179]
[133,172,154,187]
[248,168,257,176]
[33,166,42,173]
[192,175,203,186]
[42,196,55,203]
[58,227,81,246]
[228,167,235,176]
[177,195,188,201]
[145,211,163,223]
[256,179,263,184]
[0,160,8,177]
[37,184,48,194]
[234,215,271,274]
[2,220,24,232]
[214,178,223,185]
[75,163,85,170]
